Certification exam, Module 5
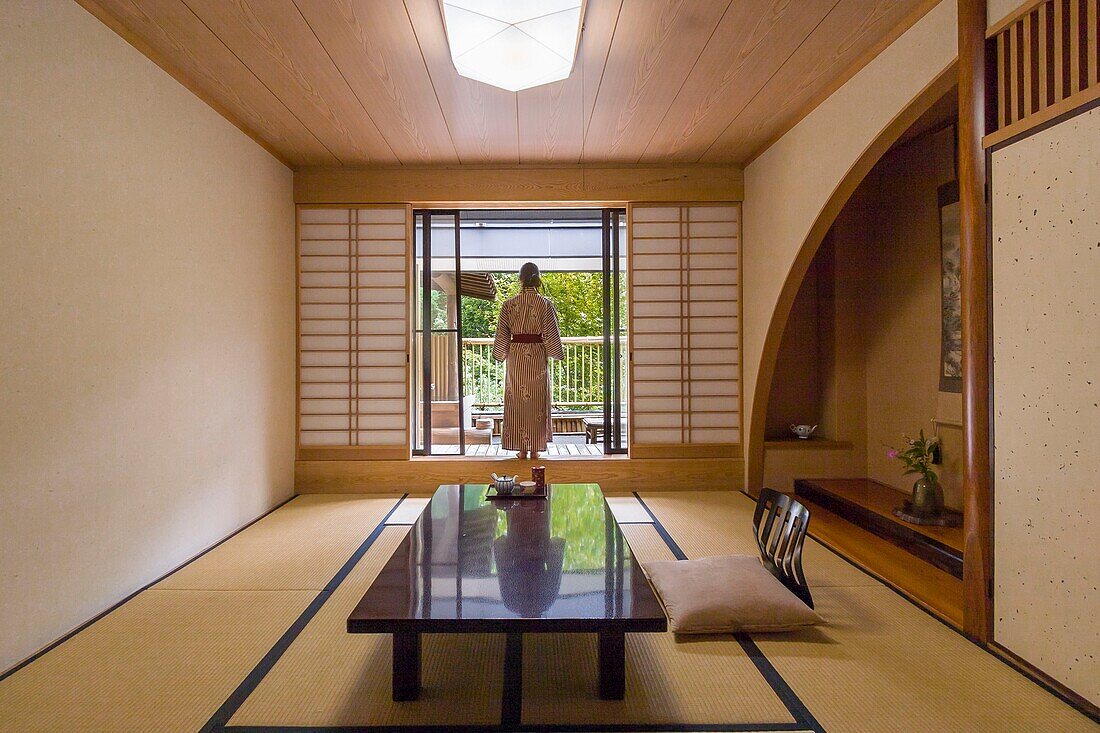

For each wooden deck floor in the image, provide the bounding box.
[429,442,604,457]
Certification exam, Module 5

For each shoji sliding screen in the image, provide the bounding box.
[297,206,409,459]
[629,205,741,455]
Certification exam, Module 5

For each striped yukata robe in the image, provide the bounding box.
[492,288,565,452]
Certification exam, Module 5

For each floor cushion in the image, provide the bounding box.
[642,554,822,634]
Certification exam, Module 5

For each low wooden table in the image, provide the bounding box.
[348,483,666,702]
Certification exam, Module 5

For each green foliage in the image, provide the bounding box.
[457,271,628,411]
[886,429,941,484]
[461,272,606,338]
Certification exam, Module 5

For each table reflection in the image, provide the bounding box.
[493,499,566,616]
[404,484,632,621]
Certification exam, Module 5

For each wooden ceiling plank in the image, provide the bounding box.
[516,0,623,164]
[183,0,398,165]
[642,0,836,162]
[582,0,624,133]
[582,0,732,163]
[701,0,937,163]
[513,0,612,164]
[517,73,585,163]
[403,0,519,164]
[294,0,459,164]
[78,0,336,166]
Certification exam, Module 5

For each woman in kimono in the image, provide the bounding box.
[492,263,564,459]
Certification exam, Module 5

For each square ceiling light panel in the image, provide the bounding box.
[440,1,585,92]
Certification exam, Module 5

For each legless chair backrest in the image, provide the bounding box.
[752,488,814,609]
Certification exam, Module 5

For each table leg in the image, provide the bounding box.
[597,629,625,699]
[392,631,420,701]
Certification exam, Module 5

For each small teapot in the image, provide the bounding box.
[790,424,817,440]
[490,473,517,494]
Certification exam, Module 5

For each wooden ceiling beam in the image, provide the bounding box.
[294,164,744,206]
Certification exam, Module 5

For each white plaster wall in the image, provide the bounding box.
[0,0,295,671]
[988,0,1026,28]
[991,106,1100,704]
[742,0,958,485]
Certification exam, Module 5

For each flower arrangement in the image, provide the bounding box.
[886,429,941,484]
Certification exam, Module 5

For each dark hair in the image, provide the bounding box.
[518,262,542,289]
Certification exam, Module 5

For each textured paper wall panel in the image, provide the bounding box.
[991,106,1099,704]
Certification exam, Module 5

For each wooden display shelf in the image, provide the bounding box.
[793,478,963,578]
[764,438,854,450]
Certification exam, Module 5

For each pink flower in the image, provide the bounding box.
[887,449,900,459]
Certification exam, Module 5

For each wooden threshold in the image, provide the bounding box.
[296,456,744,494]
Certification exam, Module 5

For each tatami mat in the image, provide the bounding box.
[522,632,796,726]
[524,524,794,728]
[156,494,400,591]
[639,490,1097,732]
[639,491,877,588]
[229,525,506,728]
[0,588,313,733]
[757,585,1098,732]
[3,490,1094,733]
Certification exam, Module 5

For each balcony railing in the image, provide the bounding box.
[461,336,605,411]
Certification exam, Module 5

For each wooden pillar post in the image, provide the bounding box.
[958,0,992,642]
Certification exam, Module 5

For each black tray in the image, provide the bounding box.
[486,484,547,499]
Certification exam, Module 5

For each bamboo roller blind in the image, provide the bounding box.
[992,0,1099,133]
[298,207,408,448]
[629,205,740,446]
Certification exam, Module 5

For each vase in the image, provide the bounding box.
[909,476,944,517]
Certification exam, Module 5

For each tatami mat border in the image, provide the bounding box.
[0,493,300,683]
[726,488,1095,721]
[201,494,408,733]
[729,489,1100,725]
[227,725,807,732]
[632,494,824,733]
[215,490,820,733]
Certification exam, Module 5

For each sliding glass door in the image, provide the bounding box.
[602,208,628,454]
[413,208,627,457]
[412,210,465,456]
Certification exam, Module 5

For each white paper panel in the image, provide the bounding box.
[357,429,406,445]
[354,366,406,382]
[356,207,406,223]
[300,415,351,431]
[630,206,677,222]
[630,381,682,397]
[687,205,738,222]
[300,351,350,367]
[299,207,408,450]
[354,223,406,239]
[299,431,351,446]
[353,255,404,271]
[300,320,350,335]
[991,108,1100,704]
[300,271,349,288]
[301,255,352,272]
[631,221,680,237]
[355,335,406,351]
[300,208,350,224]
[300,240,350,256]
[354,287,405,303]
[300,223,352,239]
[300,383,349,399]
[300,303,350,320]
[355,351,405,367]
[630,204,740,445]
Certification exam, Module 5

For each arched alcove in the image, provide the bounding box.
[746,63,958,493]
[762,84,963,497]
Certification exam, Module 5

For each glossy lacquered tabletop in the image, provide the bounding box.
[348,483,666,633]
